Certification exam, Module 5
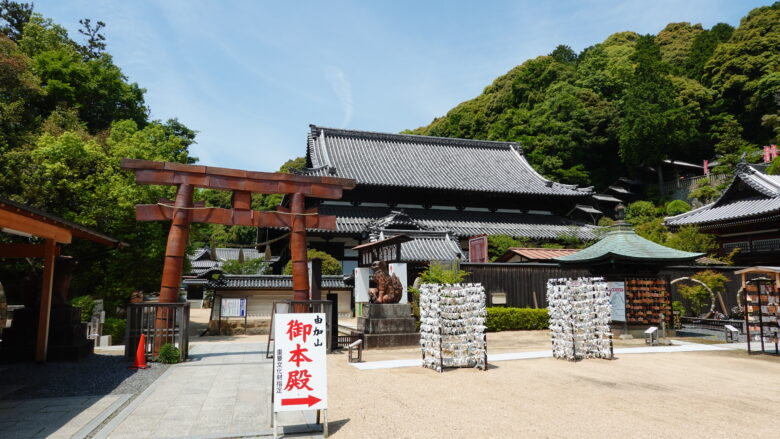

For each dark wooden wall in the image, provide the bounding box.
[463,263,748,310]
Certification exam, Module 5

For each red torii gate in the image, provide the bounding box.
[120,159,355,304]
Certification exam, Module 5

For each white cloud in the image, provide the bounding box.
[323,66,353,128]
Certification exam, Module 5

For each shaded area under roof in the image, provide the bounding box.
[303,125,591,197]
[313,205,600,240]
[186,274,349,290]
[555,224,703,265]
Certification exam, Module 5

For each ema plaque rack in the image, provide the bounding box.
[547,277,613,361]
[744,278,779,356]
[419,284,488,372]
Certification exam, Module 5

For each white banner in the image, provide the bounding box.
[273,313,327,412]
[354,267,370,303]
[388,263,408,304]
[607,282,626,322]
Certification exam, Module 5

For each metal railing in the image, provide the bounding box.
[125,302,190,362]
[680,316,746,333]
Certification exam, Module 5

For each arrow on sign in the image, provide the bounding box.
[281,395,321,407]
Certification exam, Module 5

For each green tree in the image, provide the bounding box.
[704,3,780,141]
[683,23,734,80]
[665,200,691,216]
[0,0,32,42]
[625,200,659,225]
[656,22,704,70]
[487,235,527,261]
[665,225,717,253]
[221,258,268,275]
[549,44,577,64]
[283,249,342,275]
[617,35,694,168]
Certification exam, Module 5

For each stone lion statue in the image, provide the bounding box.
[368,261,404,304]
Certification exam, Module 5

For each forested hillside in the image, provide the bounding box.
[0,2,201,306]
[408,3,780,189]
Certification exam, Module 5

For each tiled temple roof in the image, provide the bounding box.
[303,125,592,196]
[665,163,780,228]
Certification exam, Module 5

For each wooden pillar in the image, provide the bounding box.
[35,239,56,362]
[290,193,309,303]
[159,184,193,303]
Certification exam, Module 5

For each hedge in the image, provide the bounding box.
[103,317,126,345]
[486,307,549,331]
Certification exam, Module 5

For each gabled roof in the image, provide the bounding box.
[186,247,276,275]
[303,125,592,196]
[592,193,622,203]
[665,163,780,227]
[378,230,464,262]
[496,247,579,262]
[555,224,702,264]
[314,205,600,240]
[0,197,122,247]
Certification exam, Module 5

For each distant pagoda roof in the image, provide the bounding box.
[665,162,780,229]
[555,224,703,265]
[302,125,592,197]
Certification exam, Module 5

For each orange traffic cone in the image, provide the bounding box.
[128,334,150,369]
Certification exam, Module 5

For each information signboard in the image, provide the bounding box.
[607,281,626,322]
[468,235,488,263]
[273,313,328,413]
[220,298,246,317]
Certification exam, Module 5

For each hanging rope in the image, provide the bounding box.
[155,203,320,215]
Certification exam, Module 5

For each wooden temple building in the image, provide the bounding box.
[665,162,780,265]
[285,125,599,275]
[0,197,122,362]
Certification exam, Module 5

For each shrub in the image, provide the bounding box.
[157,343,181,364]
[626,201,658,225]
[666,200,691,216]
[71,295,95,322]
[486,307,549,332]
[283,249,342,275]
[103,317,126,345]
[419,263,469,284]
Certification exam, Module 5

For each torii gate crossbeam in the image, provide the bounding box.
[121,159,355,304]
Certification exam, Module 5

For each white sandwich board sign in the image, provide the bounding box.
[273,313,328,412]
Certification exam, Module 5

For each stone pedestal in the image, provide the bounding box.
[356,303,419,349]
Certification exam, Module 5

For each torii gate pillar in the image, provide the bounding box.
[159,184,193,303]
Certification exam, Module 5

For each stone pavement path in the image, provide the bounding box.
[96,342,322,439]
[0,394,127,439]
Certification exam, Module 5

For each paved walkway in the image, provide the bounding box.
[350,340,749,370]
[95,342,322,439]
[0,395,128,439]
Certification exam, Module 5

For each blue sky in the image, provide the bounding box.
[35,0,769,172]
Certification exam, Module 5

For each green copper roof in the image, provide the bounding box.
[555,224,704,264]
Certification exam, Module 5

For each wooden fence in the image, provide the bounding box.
[125,302,190,362]
[462,263,747,311]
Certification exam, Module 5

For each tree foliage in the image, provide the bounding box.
[0,6,197,311]
[221,258,269,275]
[283,249,342,275]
